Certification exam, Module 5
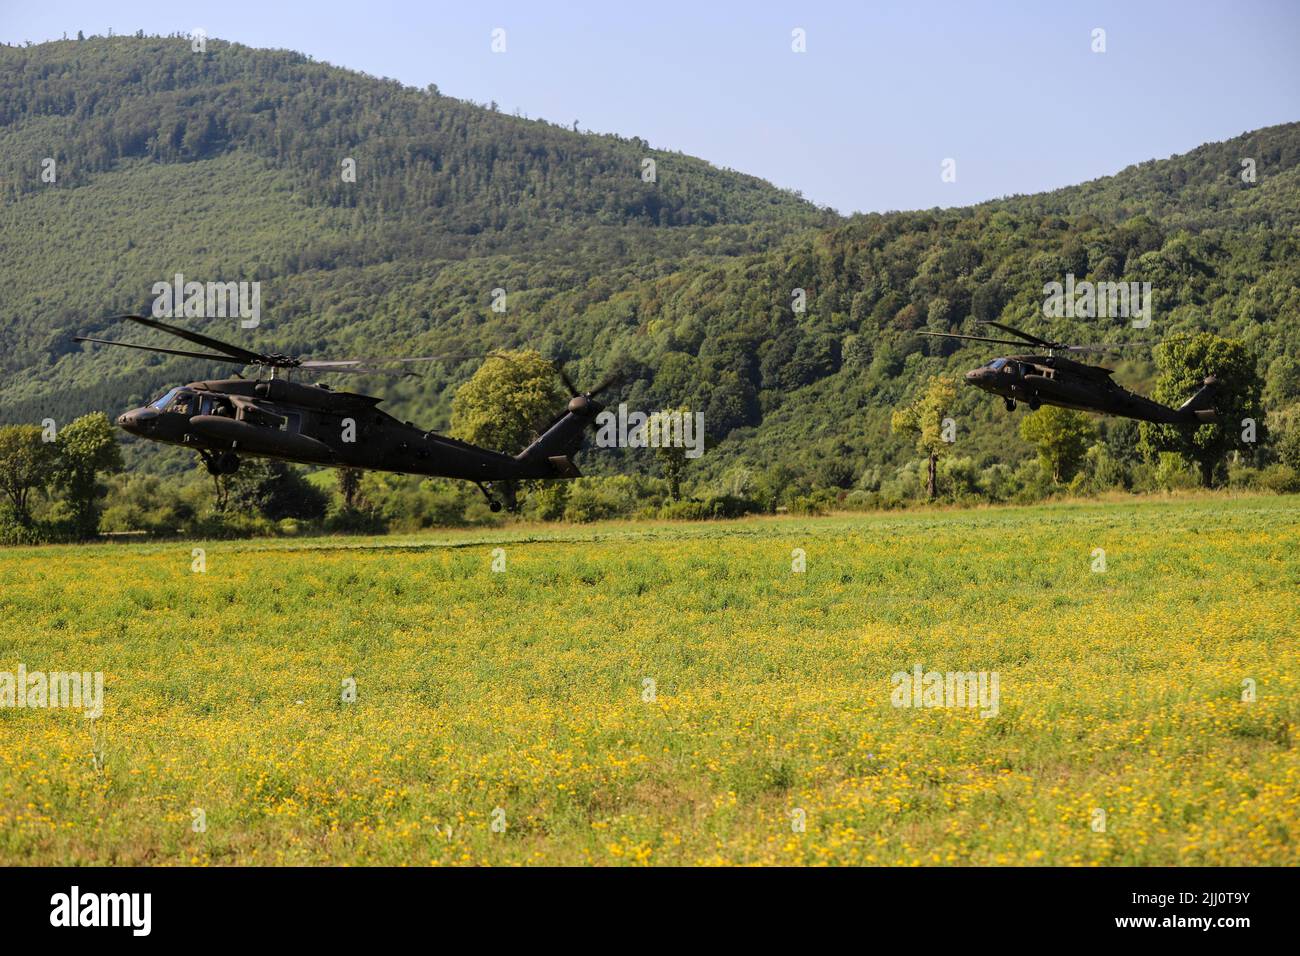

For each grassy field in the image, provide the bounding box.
[0,495,1297,865]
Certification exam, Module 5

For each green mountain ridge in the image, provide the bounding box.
[2,35,1298,491]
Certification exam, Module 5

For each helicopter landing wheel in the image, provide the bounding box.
[1027,397,1041,411]
[215,451,241,475]
[475,481,503,513]
[199,449,226,476]
[1004,397,1016,412]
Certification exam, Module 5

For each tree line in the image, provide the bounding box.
[2,335,1294,546]
[1,38,1298,526]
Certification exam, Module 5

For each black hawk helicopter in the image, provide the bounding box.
[918,321,1218,425]
[74,315,619,512]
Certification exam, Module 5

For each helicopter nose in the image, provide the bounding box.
[116,408,155,435]
[965,369,983,384]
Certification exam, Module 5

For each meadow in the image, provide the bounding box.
[0,494,1296,865]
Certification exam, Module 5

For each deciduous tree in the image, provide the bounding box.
[1019,406,1097,484]
[53,412,123,538]
[1138,333,1262,486]
[891,376,957,499]
[451,351,567,454]
[0,424,58,523]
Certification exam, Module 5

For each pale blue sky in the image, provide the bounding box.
[4,0,1298,213]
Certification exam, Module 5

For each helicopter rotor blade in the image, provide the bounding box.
[586,371,624,398]
[1064,343,1151,352]
[918,331,1043,348]
[82,317,535,376]
[119,315,272,365]
[73,336,254,366]
[552,363,582,397]
[297,363,420,376]
[976,321,1060,349]
[77,335,415,373]
[300,353,495,368]
[83,320,611,385]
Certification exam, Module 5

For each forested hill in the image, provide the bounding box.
[995,121,1300,228]
[0,35,826,239]
[0,34,828,434]
[1,35,1298,492]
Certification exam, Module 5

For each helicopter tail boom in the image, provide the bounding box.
[512,396,605,478]
[1176,376,1219,424]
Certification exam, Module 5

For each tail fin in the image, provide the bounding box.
[1177,376,1218,424]
[514,396,603,477]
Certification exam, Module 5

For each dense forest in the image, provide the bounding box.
[1,35,1298,538]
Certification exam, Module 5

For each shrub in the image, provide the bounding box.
[0,504,48,545]
[524,482,569,522]
[658,499,710,521]
[979,463,1018,502]
[1258,464,1300,494]
[1226,461,1262,490]
[658,493,762,521]
[564,480,628,523]
[1011,458,1053,504]
[324,506,388,534]
[1155,453,1201,491]
[840,489,875,511]
[788,494,828,516]
[100,474,197,536]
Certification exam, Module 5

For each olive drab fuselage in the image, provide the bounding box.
[963,354,1217,425]
[117,376,592,485]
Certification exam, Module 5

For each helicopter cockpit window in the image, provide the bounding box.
[149,387,181,410]
[988,359,1008,371]
[206,397,233,417]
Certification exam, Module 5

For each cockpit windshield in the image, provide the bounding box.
[150,387,182,410]
[148,387,196,413]
[988,358,1008,370]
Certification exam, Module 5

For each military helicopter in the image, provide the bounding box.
[74,315,619,512]
[918,321,1218,425]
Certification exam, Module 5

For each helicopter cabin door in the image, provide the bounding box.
[231,398,285,431]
